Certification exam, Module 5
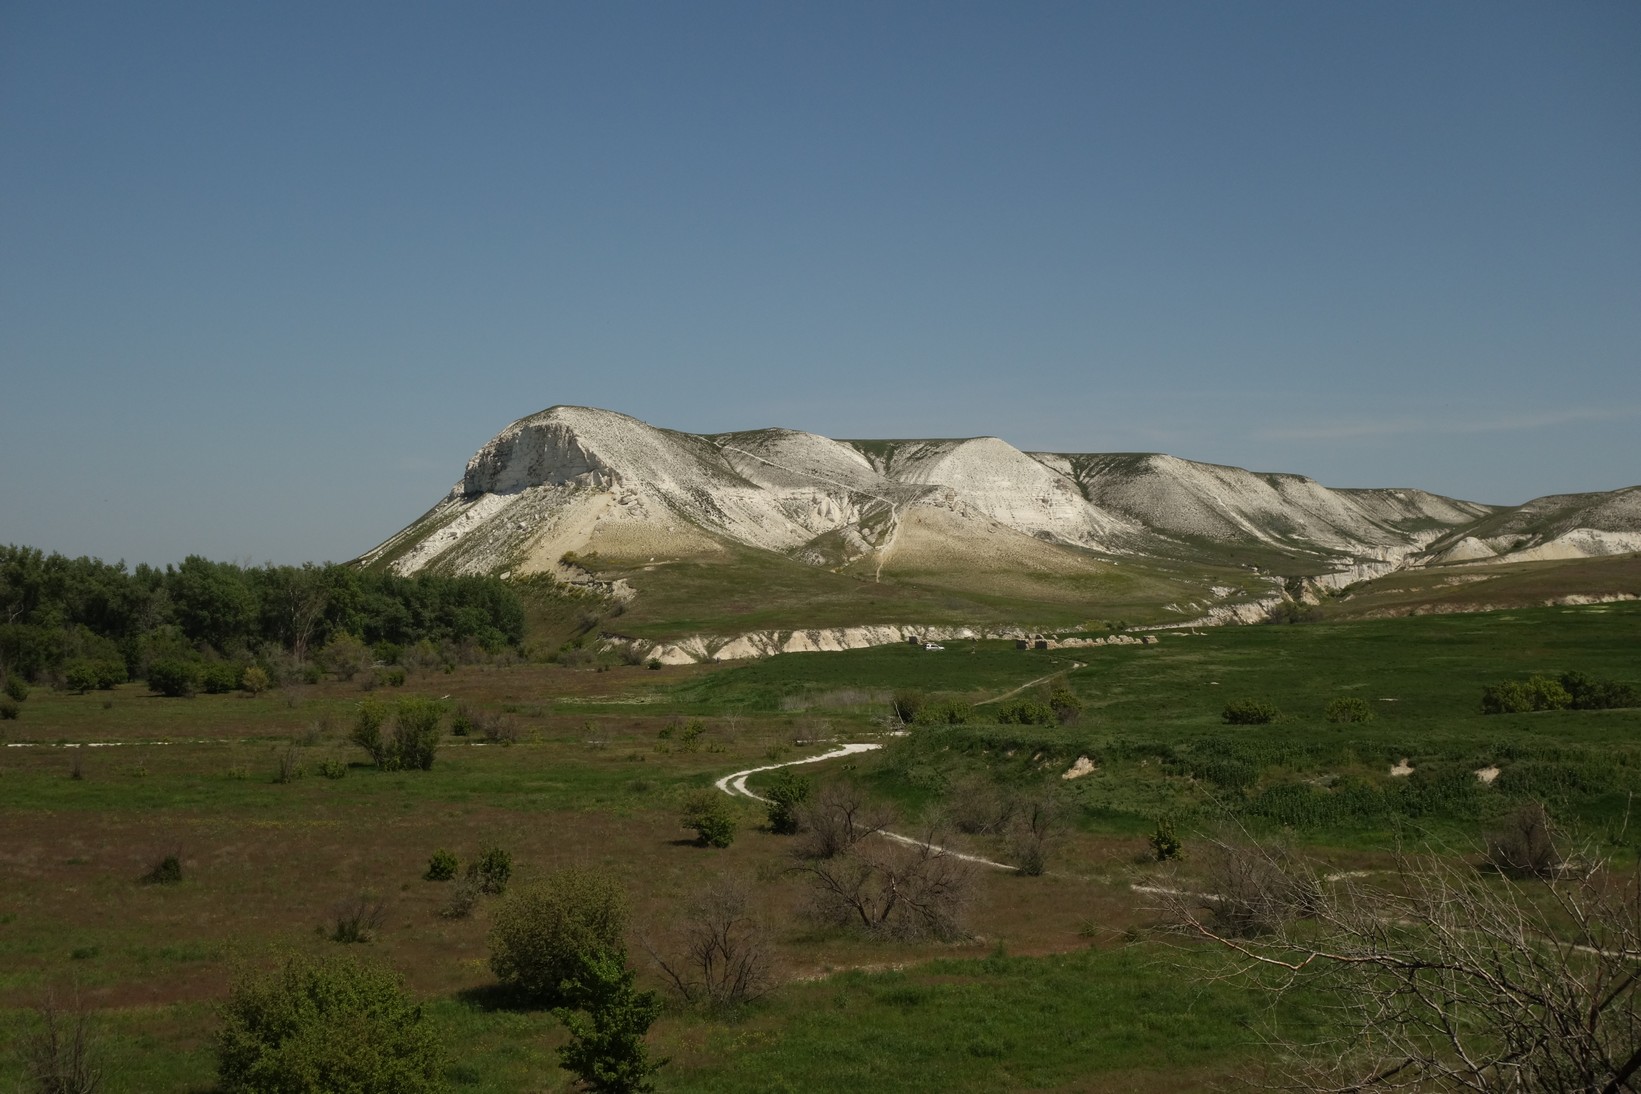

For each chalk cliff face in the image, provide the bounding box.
[358,405,1638,587]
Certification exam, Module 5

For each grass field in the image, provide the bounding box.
[2,602,1636,1090]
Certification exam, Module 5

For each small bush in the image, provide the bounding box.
[1481,675,1572,715]
[557,950,665,1094]
[0,696,18,720]
[450,705,475,737]
[994,699,1057,725]
[201,663,243,695]
[890,689,925,724]
[1049,686,1083,725]
[647,659,661,670]
[425,849,458,882]
[765,770,811,835]
[329,892,387,943]
[913,698,973,726]
[1150,817,1183,862]
[681,790,735,848]
[469,846,512,894]
[3,675,28,702]
[147,659,200,698]
[1222,698,1279,725]
[142,853,183,885]
[240,666,270,696]
[273,746,302,784]
[351,700,393,769]
[1324,696,1374,723]
[390,697,444,771]
[1559,670,1641,711]
[489,868,630,1005]
[317,633,372,681]
[318,758,348,780]
[64,660,100,695]
[216,953,444,1094]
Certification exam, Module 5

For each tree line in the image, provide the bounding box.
[0,544,525,687]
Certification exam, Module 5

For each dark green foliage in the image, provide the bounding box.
[681,790,736,847]
[1482,675,1572,714]
[350,701,393,769]
[63,659,100,694]
[317,758,348,780]
[469,847,512,895]
[1048,686,1083,725]
[390,697,444,771]
[3,674,28,701]
[147,659,200,698]
[1558,670,1640,711]
[994,699,1057,725]
[890,689,924,724]
[1222,698,1279,725]
[1150,818,1182,862]
[450,706,474,736]
[142,854,183,885]
[765,770,811,834]
[424,849,458,882]
[556,949,666,1094]
[0,696,17,719]
[201,662,244,695]
[1324,696,1374,723]
[913,698,973,726]
[488,868,630,1006]
[216,952,444,1094]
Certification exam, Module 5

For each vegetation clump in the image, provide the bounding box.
[489,868,630,1005]
[681,790,736,847]
[557,949,666,1094]
[1222,698,1280,725]
[216,953,443,1094]
[764,770,810,835]
[424,848,458,882]
[1323,696,1374,723]
[468,846,512,894]
[141,853,183,885]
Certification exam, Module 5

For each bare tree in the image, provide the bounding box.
[795,780,894,860]
[644,877,775,1008]
[1155,833,1641,1092]
[798,818,976,941]
[23,987,103,1094]
[1006,791,1063,876]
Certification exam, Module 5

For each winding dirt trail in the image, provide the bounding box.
[973,660,1085,706]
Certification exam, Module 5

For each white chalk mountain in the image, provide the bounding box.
[359,405,1639,623]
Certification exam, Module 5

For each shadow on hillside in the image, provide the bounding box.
[453,982,539,1013]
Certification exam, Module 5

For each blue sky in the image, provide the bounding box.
[3,2,1637,565]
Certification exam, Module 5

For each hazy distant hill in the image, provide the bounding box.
[358,406,1639,641]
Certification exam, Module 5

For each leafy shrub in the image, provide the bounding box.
[390,697,444,771]
[317,633,372,681]
[1481,675,1572,714]
[1324,697,1374,724]
[469,846,512,895]
[489,868,630,1005]
[3,675,28,702]
[440,874,482,919]
[1222,698,1280,725]
[450,705,475,737]
[1150,817,1183,862]
[240,666,270,696]
[891,689,925,724]
[142,853,183,885]
[647,659,662,670]
[1049,686,1083,725]
[681,790,736,848]
[913,698,973,726]
[318,758,348,780]
[147,659,200,698]
[995,699,1057,725]
[765,770,810,835]
[557,949,665,1094]
[1558,670,1641,711]
[63,660,100,695]
[216,953,444,1094]
[351,700,393,769]
[0,697,18,720]
[425,849,458,882]
[201,662,243,695]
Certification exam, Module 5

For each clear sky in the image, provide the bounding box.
[3,2,1637,566]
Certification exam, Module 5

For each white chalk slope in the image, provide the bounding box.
[359,406,1638,583]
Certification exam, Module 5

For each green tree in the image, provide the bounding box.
[489,868,630,1006]
[556,950,665,1094]
[680,790,735,848]
[216,953,444,1094]
[764,770,810,835]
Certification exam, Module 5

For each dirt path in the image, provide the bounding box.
[973,660,1085,706]
[715,743,1018,870]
